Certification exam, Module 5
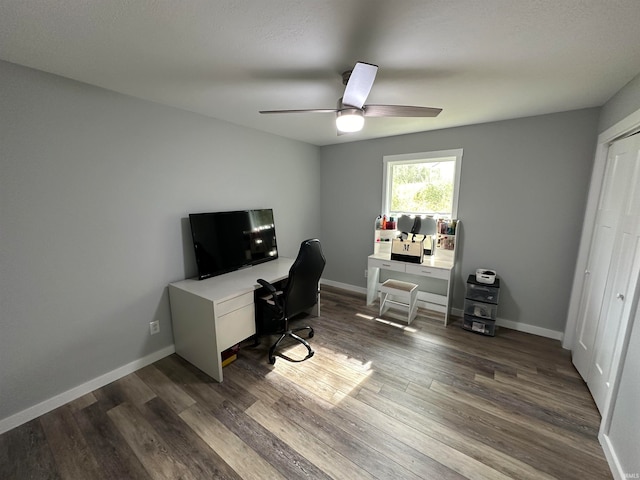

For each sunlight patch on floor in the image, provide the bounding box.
[264,335,375,403]
[355,312,418,333]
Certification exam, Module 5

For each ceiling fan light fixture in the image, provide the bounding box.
[336,108,365,132]
[259,62,441,136]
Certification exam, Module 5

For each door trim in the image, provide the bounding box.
[563,107,640,350]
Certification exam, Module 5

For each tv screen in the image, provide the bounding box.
[189,209,278,280]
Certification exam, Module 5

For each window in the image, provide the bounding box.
[382,149,463,218]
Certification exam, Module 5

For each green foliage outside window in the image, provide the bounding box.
[390,162,454,214]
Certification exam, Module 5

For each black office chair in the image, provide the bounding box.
[255,239,326,364]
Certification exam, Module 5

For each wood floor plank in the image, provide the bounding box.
[235,350,430,479]
[116,372,158,405]
[232,353,326,410]
[0,418,61,480]
[555,363,584,379]
[225,361,284,406]
[352,386,552,480]
[297,342,378,387]
[154,354,228,412]
[407,380,606,478]
[312,315,474,388]
[319,310,488,379]
[180,403,287,480]
[108,402,197,480]
[273,351,373,398]
[447,373,600,438]
[141,397,243,480]
[269,357,343,403]
[305,341,412,394]
[271,392,446,480]
[40,405,104,480]
[74,401,153,480]
[429,379,606,458]
[246,399,379,480]
[68,392,97,412]
[382,319,540,375]
[383,380,609,479]
[92,372,156,411]
[135,364,196,414]
[325,390,476,480]
[0,285,613,480]
[208,371,259,412]
[487,327,570,360]
[272,352,476,478]
[494,370,600,414]
[213,399,332,479]
[473,373,601,429]
[515,368,593,400]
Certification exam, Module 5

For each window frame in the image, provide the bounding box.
[382,148,463,219]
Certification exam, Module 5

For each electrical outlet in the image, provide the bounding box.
[364,269,368,278]
[149,320,160,335]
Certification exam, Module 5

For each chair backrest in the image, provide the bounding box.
[283,239,326,318]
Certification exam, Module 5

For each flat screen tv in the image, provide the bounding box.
[189,209,278,280]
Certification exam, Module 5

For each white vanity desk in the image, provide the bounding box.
[366,251,455,324]
[168,257,294,382]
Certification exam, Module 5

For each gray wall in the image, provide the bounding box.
[598,71,640,133]
[0,60,320,422]
[319,109,599,334]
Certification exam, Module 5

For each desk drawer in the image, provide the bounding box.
[368,258,406,273]
[405,264,449,280]
[217,303,255,351]
[216,291,253,317]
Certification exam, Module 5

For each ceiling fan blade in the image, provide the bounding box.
[259,108,338,114]
[363,104,442,117]
[342,62,378,109]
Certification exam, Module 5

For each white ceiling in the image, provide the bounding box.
[1,1,640,146]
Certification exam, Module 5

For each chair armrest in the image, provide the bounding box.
[257,278,280,306]
[257,278,276,292]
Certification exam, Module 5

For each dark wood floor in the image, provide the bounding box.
[0,286,612,479]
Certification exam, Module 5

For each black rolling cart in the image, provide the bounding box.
[462,275,500,336]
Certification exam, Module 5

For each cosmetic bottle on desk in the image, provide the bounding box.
[373,215,399,255]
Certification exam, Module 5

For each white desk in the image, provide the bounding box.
[168,257,294,382]
[367,252,455,324]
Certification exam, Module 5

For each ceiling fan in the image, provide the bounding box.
[259,61,442,134]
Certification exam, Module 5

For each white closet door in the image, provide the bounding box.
[572,136,636,380]
[587,134,640,412]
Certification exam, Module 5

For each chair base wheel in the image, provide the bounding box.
[267,329,314,364]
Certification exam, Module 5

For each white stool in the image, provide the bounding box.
[379,279,419,324]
